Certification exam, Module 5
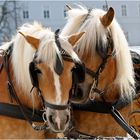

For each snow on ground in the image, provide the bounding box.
[129,46,140,54]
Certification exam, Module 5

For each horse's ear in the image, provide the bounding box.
[68,32,85,46]
[19,32,40,49]
[100,7,114,27]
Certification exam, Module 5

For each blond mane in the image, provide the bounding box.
[0,22,80,94]
[61,6,135,100]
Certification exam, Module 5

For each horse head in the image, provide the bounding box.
[12,22,85,133]
[62,5,135,104]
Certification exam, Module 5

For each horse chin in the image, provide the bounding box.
[49,125,67,133]
[48,119,69,133]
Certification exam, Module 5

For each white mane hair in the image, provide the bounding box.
[8,22,80,94]
[61,5,135,100]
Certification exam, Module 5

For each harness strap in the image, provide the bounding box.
[0,102,44,122]
[86,67,96,78]
[71,100,140,139]
[110,106,140,139]
[2,45,49,131]
[82,9,92,24]
[71,99,135,113]
[71,100,112,114]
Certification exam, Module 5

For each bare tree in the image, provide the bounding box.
[0,0,21,43]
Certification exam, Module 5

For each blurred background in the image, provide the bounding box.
[0,0,140,49]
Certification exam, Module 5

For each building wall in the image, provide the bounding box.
[8,1,140,46]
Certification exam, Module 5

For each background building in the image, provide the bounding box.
[0,0,140,46]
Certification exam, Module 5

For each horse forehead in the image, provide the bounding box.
[52,61,73,87]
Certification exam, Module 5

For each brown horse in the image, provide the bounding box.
[0,22,85,138]
[61,5,140,138]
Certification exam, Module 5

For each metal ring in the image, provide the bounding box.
[42,111,48,123]
[0,49,6,56]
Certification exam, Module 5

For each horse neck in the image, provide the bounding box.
[0,59,41,109]
[97,56,120,102]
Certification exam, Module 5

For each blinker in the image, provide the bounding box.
[96,41,108,59]
[54,54,64,75]
[54,29,64,75]
[71,63,85,83]
[29,61,41,88]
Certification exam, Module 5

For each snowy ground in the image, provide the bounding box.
[130,46,140,54]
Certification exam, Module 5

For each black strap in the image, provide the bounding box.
[71,100,112,114]
[3,46,49,131]
[72,100,140,139]
[44,100,69,110]
[85,67,97,78]
[110,106,140,139]
[0,102,43,122]
[55,29,61,50]
[82,9,92,24]
[71,99,132,113]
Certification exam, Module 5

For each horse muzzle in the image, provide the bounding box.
[46,108,70,133]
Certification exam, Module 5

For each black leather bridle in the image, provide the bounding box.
[0,29,85,131]
[64,9,140,139]
[29,29,85,111]
[87,33,115,101]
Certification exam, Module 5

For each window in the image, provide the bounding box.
[64,9,67,17]
[23,4,29,19]
[64,7,67,17]
[121,5,127,16]
[103,5,108,11]
[43,6,50,19]
[44,10,50,18]
[23,10,29,19]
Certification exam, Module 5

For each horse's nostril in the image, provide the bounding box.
[49,115,54,124]
[65,115,69,124]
